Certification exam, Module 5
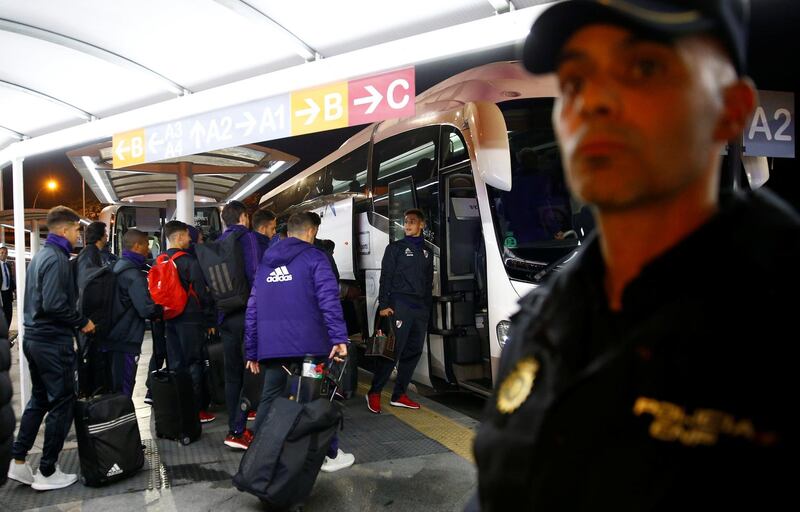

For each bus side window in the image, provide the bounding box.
[329,144,369,194]
[440,126,469,168]
[372,126,440,218]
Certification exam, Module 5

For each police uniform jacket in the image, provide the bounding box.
[473,190,799,511]
[0,317,13,486]
[379,237,434,310]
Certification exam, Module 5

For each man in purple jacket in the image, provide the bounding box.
[216,201,262,450]
[244,212,354,473]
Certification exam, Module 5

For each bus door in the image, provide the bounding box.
[310,196,357,281]
[432,168,492,395]
[385,174,447,387]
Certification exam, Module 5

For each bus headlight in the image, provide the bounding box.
[497,320,511,349]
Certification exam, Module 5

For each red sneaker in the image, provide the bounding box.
[199,410,216,423]
[366,393,381,414]
[223,430,252,450]
[247,410,256,421]
[390,394,420,409]
[242,428,255,444]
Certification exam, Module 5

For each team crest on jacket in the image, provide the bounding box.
[496,357,539,414]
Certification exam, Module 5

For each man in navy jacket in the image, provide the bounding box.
[244,212,354,472]
[367,209,433,414]
[106,229,162,396]
[8,207,95,491]
[162,221,216,425]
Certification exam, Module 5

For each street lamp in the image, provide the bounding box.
[33,179,58,209]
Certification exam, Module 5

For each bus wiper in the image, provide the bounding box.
[533,248,580,283]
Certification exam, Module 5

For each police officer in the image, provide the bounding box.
[471,1,799,510]
[366,209,433,413]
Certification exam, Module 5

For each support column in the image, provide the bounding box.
[175,162,194,224]
[12,157,30,410]
[30,220,40,255]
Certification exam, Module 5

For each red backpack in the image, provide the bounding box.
[147,251,196,320]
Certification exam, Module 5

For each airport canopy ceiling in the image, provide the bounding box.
[0,0,552,154]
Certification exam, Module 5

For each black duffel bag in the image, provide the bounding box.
[233,358,347,510]
[232,396,342,510]
[74,393,144,486]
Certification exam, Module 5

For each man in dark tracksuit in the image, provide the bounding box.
[75,221,110,391]
[367,209,433,413]
[106,229,162,397]
[8,207,95,491]
[471,1,798,510]
[0,246,16,330]
[216,201,262,450]
[162,221,216,424]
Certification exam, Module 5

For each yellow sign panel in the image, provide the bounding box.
[290,82,349,136]
[112,129,146,168]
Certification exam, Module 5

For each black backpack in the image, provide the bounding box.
[195,231,251,314]
[76,265,118,396]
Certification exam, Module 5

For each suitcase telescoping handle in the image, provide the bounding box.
[324,355,348,402]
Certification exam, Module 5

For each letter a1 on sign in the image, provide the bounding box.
[348,68,415,126]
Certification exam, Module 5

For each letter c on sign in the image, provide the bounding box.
[387,79,410,110]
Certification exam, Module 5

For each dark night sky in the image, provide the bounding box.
[3,0,799,212]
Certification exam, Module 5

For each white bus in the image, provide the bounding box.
[259,61,594,395]
[99,201,223,257]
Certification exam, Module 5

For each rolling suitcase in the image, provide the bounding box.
[204,334,226,405]
[150,368,201,445]
[74,393,145,486]
[239,364,266,414]
[233,358,346,510]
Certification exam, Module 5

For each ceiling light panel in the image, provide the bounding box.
[0,87,83,136]
[0,31,172,118]
[248,0,496,57]
[0,0,304,92]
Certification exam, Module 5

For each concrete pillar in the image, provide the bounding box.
[176,162,194,224]
[12,157,30,410]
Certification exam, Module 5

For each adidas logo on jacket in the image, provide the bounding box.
[266,266,293,282]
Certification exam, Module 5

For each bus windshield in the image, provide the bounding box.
[487,98,595,281]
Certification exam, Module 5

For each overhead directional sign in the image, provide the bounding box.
[113,67,415,168]
[744,90,794,158]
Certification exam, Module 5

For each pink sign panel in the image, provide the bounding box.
[348,67,416,126]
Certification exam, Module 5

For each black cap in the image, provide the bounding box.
[523,0,749,74]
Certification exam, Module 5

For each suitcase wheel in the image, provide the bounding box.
[180,436,192,446]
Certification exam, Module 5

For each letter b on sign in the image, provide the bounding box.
[325,93,343,121]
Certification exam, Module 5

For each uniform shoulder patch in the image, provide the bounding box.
[497,357,539,414]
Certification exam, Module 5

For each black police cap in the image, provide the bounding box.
[523,0,749,75]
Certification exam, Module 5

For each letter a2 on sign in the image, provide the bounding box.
[348,68,415,126]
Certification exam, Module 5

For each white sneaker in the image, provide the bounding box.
[320,449,355,473]
[31,465,78,491]
[7,460,34,485]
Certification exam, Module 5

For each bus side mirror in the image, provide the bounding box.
[466,101,512,192]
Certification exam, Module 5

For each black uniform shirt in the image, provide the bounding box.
[473,190,800,511]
